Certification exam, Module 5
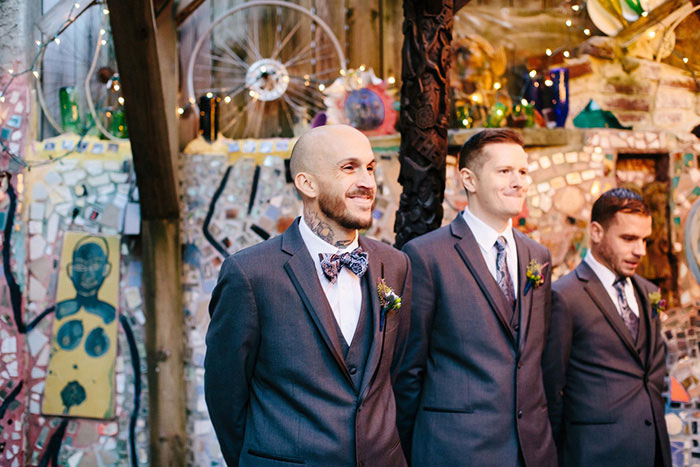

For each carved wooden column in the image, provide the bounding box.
[394,0,469,248]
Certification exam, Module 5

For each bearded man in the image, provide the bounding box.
[205,124,412,466]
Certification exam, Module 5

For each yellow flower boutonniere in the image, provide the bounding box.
[524,259,549,296]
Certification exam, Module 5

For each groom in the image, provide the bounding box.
[395,129,557,466]
[205,124,411,466]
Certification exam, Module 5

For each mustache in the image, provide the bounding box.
[347,188,375,198]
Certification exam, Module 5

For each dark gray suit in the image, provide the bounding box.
[542,261,671,467]
[395,215,557,466]
[205,218,411,466]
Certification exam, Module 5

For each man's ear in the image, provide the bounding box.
[459,167,477,195]
[294,172,317,199]
[590,221,605,245]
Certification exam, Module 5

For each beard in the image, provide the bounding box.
[318,188,375,230]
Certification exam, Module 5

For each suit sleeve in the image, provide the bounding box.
[393,242,436,459]
[205,256,260,466]
[541,284,574,447]
[390,252,413,383]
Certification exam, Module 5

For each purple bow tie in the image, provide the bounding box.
[319,247,368,284]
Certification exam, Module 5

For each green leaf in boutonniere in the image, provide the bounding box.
[524,259,549,296]
[648,290,666,317]
[377,278,401,331]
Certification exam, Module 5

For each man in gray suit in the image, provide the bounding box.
[395,129,557,466]
[205,125,411,466]
[542,188,671,467]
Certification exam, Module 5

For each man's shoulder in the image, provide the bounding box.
[222,235,286,272]
[513,229,549,258]
[633,274,658,293]
[552,266,583,293]
[402,224,453,252]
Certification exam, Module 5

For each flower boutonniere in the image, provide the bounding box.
[648,290,666,317]
[524,259,550,296]
[377,278,402,331]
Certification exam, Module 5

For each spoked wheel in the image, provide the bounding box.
[186,0,347,139]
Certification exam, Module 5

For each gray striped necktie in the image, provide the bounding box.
[494,236,516,312]
[613,277,639,341]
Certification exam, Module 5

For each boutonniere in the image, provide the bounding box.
[648,290,666,317]
[377,278,402,331]
[524,259,550,296]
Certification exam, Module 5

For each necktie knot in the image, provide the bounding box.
[319,247,368,284]
[495,236,507,252]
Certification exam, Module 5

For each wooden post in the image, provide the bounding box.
[106,1,185,465]
[394,0,469,248]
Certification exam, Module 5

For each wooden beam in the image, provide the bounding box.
[106,1,185,466]
[107,0,179,220]
[175,0,206,27]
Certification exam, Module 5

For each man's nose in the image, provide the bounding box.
[357,168,376,189]
[633,239,647,257]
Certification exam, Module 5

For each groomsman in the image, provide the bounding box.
[205,125,411,466]
[395,129,557,466]
[542,188,671,467]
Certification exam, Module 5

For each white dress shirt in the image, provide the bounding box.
[584,251,640,317]
[462,207,518,297]
[299,217,362,344]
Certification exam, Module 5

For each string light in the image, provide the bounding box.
[387,76,396,85]
[572,4,580,11]
[584,28,591,35]
[647,30,656,39]
[318,83,326,91]
[177,107,185,115]
[493,82,501,90]
[563,50,570,58]
[103,8,109,15]
[545,48,552,56]
[565,19,572,27]
[683,57,689,63]
[224,96,231,103]
[529,70,537,78]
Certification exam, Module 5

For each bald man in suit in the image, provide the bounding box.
[205,125,411,466]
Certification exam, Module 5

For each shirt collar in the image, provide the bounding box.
[298,215,359,259]
[462,206,515,252]
[584,250,621,287]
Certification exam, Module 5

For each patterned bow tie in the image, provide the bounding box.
[319,247,368,284]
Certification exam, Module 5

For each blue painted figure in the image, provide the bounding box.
[56,236,115,325]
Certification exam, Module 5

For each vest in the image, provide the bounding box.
[332,274,373,392]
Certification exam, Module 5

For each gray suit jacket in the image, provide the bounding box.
[395,215,557,466]
[205,218,412,466]
[542,261,671,467]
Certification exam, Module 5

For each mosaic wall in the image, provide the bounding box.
[180,129,700,466]
[0,135,148,465]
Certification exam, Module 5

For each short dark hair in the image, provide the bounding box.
[591,188,651,227]
[458,129,524,170]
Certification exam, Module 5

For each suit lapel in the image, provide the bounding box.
[631,275,653,370]
[357,237,384,397]
[282,220,352,383]
[452,216,516,346]
[513,232,533,354]
[576,262,642,365]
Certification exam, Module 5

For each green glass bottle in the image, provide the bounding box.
[59,86,81,134]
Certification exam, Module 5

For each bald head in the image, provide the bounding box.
[290,124,371,180]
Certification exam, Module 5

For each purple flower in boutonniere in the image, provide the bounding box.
[648,290,666,317]
[377,278,401,331]
[524,259,549,296]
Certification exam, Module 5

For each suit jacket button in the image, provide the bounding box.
[513,323,520,331]
[349,366,357,375]
[517,361,523,369]
[645,419,652,426]
[517,410,523,419]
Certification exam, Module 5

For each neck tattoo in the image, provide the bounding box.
[304,207,354,248]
